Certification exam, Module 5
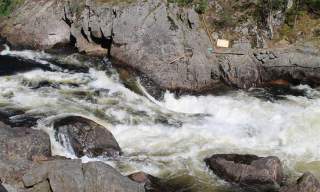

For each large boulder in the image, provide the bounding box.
[0,0,70,49]
[0,122,51,161]
[53,116,121,158]
[1,0,320,92]
[23,160,145,192]
[205,154,284,191]
[280,172,320,192]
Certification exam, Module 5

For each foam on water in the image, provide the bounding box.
[1,47,320,191]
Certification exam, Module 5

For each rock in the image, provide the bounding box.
[128,172,173,192]
[205,154,284,191]
[280,172,320,192]
[23,159,84,192]
[0,122,51,161]
[0,182,8,192]
[0,133,51,190]
[83,162,144,192]
[0,55,53,77]
[1,0,320,92]
[27,180,51,192]
[0,0,70,49]
[23,160,144,192]
[0,159,35,189]
[53,116,121,158]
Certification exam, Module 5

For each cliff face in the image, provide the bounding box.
[1,0,320,92]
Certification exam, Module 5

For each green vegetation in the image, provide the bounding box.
[306,0,320,14]
[213,3,235,29]
[0,0,24,16]
[194,0,208,14]
[273,0,320,44]
[168,0,208,14]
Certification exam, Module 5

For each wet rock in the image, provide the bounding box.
[0,107,42,128]
[280,172,320,192]
[0,55,53,76]
[0,122,51,161]
[53,116,121,158]
[23,160,144,192]
[205,154,284,191]
[128,172,173,192]
[0,182,8,192]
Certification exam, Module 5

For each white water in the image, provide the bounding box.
[1,48,320,191]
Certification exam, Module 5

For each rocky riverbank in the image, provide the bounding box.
[1,112,320,192]
[1,0,320,93]
[0,114,144,192]
[1,0,320,191]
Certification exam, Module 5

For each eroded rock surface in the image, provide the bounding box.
[205,154,284,191]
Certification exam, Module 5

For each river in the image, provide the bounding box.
[1,46,320,191]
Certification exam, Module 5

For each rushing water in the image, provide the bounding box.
[1,46,320,191]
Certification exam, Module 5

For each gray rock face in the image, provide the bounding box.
[66,0,220,91]
[0,122,51,161]
[53,116,121,158]
[0,0,70,49]
[23,160,144,192]
[217,46,320,89]
[205,154,284,191]
[280,172,320,192]
[1,0,320,92]
[84,162,143,192]
[0,159,35,189]
[23,160,84,192]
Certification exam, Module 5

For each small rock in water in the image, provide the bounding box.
[128,172,174,192]
[280,172,320,192]
[53,116,121,158]
[205,154,284,191]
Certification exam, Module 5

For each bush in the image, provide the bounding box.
[0,0,24,16]
[168,0,208,14]
[306,0,320,14]
[194,0,208,14]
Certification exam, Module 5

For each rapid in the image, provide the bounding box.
[1,46,320,191]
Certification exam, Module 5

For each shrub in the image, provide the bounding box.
[305,0,320,14]
[194,0,208,14]
[0,0,24,16]
[168,0,208,14]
